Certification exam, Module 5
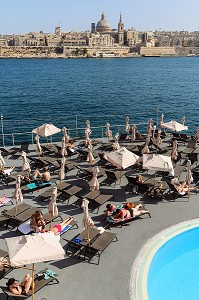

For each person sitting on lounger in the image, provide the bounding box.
[6,274,32,296]
[103,204,117,220]
[171,178,199,195]
[30,210,46,232]
[112,203,151,221]
[33,167,51,182]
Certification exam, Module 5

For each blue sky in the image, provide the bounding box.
[1,0,199,34]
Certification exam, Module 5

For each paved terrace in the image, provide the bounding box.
[0,137,198,300]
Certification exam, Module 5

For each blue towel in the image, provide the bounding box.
[60,225,71,235]
[26,181,52,189]
[74,237,82,244]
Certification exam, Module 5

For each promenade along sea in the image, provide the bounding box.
[0,57,198,144]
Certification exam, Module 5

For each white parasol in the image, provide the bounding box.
[125,116,130,132]
[181,116,185,126]
[147,118,153,135]
[48,187,58,227]
[160,120,188,132]
[60,136,67,156]
[32,123,61,137]
[6,233,65,300]
[0,150,5,168]
[35,135,42,156]
[21,151,31,173]
[89,166,100,191]
[131,124,136,142]
[171,140,178,161]
[59,156,66,181]
[62,127,70,142]
[106,122,112,141]
[141,137,150,154]
[13,175,23,214]
[186,159,193,202]
[159,114,164,126]
[81,198,94,246]
[87,141,95,164]
[143,153,174,176]
[104,147,139,169]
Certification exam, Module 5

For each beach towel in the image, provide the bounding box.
[26,181,52,190]
[0,197,12,207]
[18,221,34,234]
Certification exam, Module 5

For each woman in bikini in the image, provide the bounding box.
[6,274,32,296]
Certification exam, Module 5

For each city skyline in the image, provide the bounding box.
[1,0,199,35]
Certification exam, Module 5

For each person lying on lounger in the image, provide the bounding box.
[171,178,198,195]
[6,274,32,296]
[30,210,46,232]
[41,217,74,235]
[0,194,7,203]
[112,204,151,221]
[1,166,15,176]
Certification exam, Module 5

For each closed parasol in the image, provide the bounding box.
[48,187,58,227]
[106,122,112,140]
[21,151,31,173]
[0,150,5,168]
[35,135,42,156]
[89,166,100,191]
[87,141,95,164]
[81,198,94,246]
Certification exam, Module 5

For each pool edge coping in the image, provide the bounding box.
[129,218,199,300]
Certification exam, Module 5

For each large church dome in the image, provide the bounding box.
[96,13,111,32]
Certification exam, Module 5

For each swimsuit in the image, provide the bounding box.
[54,224,62,233]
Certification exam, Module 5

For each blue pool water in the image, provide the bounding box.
[147,227,199,300]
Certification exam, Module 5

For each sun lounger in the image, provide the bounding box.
[105,170,123,186]
[106,203,151,227]
[59,185,83,204]
[78,191,114,213]
[7,207,40,230]
[0,249,13,280]
[66,227,100,257]
[21,181,52,194]
[166,181,198,201]
[2,268,59,299]
[84,231,118,265]
[18,214,78,235]
[0,203,31,227]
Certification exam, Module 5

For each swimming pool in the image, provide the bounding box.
[130,219,199,300]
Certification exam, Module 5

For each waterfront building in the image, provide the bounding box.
[87,33,114,47]
[96,13,111,33]
[118,13,124,46]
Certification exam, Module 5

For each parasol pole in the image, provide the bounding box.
[87,225,91,247]
[32,263,35,300]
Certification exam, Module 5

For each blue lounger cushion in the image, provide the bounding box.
[60,224,71,235]
[26,181,52,190]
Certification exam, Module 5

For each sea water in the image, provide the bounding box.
[0,57,198,145]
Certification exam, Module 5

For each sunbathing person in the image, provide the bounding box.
[0,194,7,203]
[6,274,32,296]
[103,203,117,220]
[34,167,51,182]
[171,178,198,195]
[42,217,74,235]
[112,204,151,221]
[30,210,46,232]
[1,166,15,176]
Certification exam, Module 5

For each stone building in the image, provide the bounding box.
[96,13,111,33]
